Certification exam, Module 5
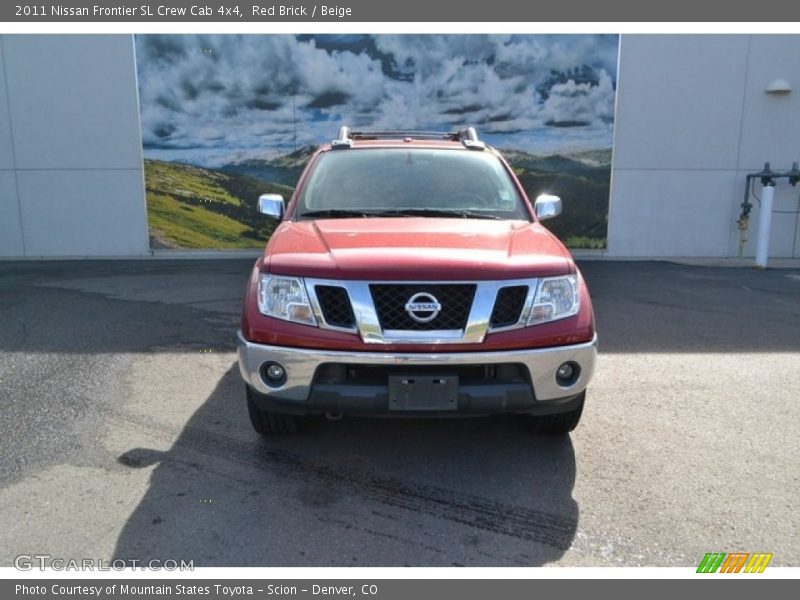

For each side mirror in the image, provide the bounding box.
[534,194,562,221]
[258,194,284,219]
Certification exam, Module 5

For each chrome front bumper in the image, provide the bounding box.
[236,331,597,405]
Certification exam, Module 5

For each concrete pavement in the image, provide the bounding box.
[0,259,798,566]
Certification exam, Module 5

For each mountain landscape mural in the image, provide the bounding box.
[134,34,619,249]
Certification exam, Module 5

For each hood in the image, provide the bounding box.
[264,218,572,280]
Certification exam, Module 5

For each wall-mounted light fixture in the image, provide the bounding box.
[765,78,792,94]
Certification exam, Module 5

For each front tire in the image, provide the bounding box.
[528,391,585,434]
[246,385,303,436]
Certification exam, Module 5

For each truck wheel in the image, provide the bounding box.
[246,385,303,436]
[528,391,585,434]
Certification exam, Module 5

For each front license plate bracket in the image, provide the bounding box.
[388,374,459,411]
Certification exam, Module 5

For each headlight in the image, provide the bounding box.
[258,274,317,326]
[527,275,580,326]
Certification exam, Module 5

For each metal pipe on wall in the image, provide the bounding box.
[739,162,800,268]
[754,182,775,269]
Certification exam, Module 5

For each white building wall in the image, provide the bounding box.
[0,38,24,256]
[609,34,800,258]
[0,34,149,258]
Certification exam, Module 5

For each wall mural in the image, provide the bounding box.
[134,34,619,250]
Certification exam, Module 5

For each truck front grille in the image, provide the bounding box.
[369,283,476,331]
[314,285,356,329]
[490,285,528,328]
[307,277,537,342]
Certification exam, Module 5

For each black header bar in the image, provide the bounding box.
[4,0,800,22]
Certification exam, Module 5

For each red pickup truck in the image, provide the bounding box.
[237,128,597,435]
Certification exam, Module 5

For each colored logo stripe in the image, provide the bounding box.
[697,553,726,573]
[697,552,773,573]
[719,553,749,573]
[744,553,773,573]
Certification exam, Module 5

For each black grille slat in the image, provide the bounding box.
[370,284,476,331]
[490,285,528,328]
[315,285,356,329]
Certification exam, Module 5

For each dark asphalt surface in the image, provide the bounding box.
[0,259,798,566]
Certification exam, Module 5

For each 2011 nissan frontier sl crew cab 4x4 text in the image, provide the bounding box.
[237,127,597,435]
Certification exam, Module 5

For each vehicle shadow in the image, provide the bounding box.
[112,364,578,567]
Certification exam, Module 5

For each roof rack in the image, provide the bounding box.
[330,126,485,150]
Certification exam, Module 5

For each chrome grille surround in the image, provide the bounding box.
[305,278,540,344]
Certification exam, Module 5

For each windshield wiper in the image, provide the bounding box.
[370,208,505,220]
[299,208,505,220]
[298,209,378,219]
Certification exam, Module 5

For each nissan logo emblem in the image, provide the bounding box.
[405,292,442,324]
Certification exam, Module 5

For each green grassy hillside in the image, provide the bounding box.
[221,146,317,187]
[145,146,611,250]
[503,149,611,249]
[144,160,293,249]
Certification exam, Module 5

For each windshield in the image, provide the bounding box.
[295,148,530,221]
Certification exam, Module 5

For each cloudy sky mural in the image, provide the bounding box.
[134,34,618,251]
[135,34,619,165]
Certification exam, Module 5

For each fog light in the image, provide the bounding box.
[260,361,287,388]
[556,361,579,386]
[556,363,574,380]
[266,363,285,380]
